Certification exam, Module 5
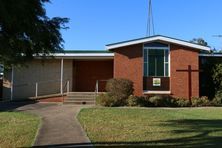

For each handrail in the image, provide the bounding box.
[95,79,108,95]
[13,79,69,100]
[95,80,109,105]
[62,80,70,103]
[36,79,61,84]
[14,79,61,87]
[35,80,69,99]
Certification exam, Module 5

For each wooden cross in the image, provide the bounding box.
[176,65,202,102]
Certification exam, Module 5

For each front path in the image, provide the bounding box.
[0,102,91,147]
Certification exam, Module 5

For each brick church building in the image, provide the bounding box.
[2,35,211,100]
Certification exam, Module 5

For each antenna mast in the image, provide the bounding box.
[146,0,155,37]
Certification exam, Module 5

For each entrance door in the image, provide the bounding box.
[74,60,113,92]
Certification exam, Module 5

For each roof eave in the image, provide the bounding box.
[106,36,211,52]
[34,53,114,59]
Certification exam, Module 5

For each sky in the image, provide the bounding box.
[45,0,222,50]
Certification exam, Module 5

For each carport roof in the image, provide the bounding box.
[36,50,114,59]
[59,50,113,54]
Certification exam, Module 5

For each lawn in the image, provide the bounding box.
[78,107,222,147]
[0,112,40,147]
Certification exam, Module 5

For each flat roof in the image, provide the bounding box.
[58,50,113,54]
[36,50,114,59]
[199,53,222,57]
[106,35,211,52]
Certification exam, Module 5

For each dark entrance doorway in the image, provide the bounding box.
[0,79,3,99]
[73,60,113,92]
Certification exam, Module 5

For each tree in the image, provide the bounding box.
[0,64,3,76]
[212,63,222,103]
[190,38,208,46]
[212,63,222,91]
[218,49,222,53]
[0,0,69,68]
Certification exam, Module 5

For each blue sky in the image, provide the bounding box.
[45,0,222,50]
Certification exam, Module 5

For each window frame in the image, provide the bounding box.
[143,45,170,77]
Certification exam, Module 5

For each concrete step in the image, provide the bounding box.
[67,92,96,95]
[64,92,96,105]
[65,98,95,101]
[63,100,95,105]
[66,95,95,99]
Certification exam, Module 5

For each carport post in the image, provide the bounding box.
[67,81,70,93]
[10,66,14,101]
[96,80,99,93]
[60,58,64,94]
[35,82,38,99]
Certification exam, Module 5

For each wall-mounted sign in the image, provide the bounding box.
[153,78,161,86]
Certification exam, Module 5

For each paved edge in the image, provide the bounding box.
[74,107,92,143]
[32,115,43,147]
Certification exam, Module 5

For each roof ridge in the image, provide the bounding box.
[106,35,211,52]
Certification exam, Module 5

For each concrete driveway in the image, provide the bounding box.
[0,102,92,147]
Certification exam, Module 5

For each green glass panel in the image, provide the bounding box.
[165,50,169,62]
[144,63,148,76]
[144,49,148,62]
[148,56,155,76]
[144,42,168,48]
[149,49,164,56]
[165,63,169,76]
[148,49,164,76]
[156,56,164,76]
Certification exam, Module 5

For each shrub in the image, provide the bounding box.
[191,96,210,107]
[127,95,138,107]
[127,95,151,107]
[96,93,131,107]
[212,90,222,106]
[137,96,152,107]
[148,95,163,107]
[96,93,115,107]
[173,98,191,107]
[106,78,134,106]
[148,95,174,107]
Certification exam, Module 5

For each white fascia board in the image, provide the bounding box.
[158,36,211,51]
[35,56,114,60]
[35,53,114,57]
[199,53,222,57]
[34,53,114,60]
[106,36,211,52]
[106,36,160,50]
[53,53,114,57]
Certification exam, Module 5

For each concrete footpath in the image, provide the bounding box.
[3,102,92,147]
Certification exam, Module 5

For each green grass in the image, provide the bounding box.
[0,112,40,147]
[78,107,222,147]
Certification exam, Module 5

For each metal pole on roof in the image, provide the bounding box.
[146,0,155,37]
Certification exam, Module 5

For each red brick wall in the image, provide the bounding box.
[74,60,113,92]
[113,43,200,99]
[113,44,143,96]
[170,44,199,98]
